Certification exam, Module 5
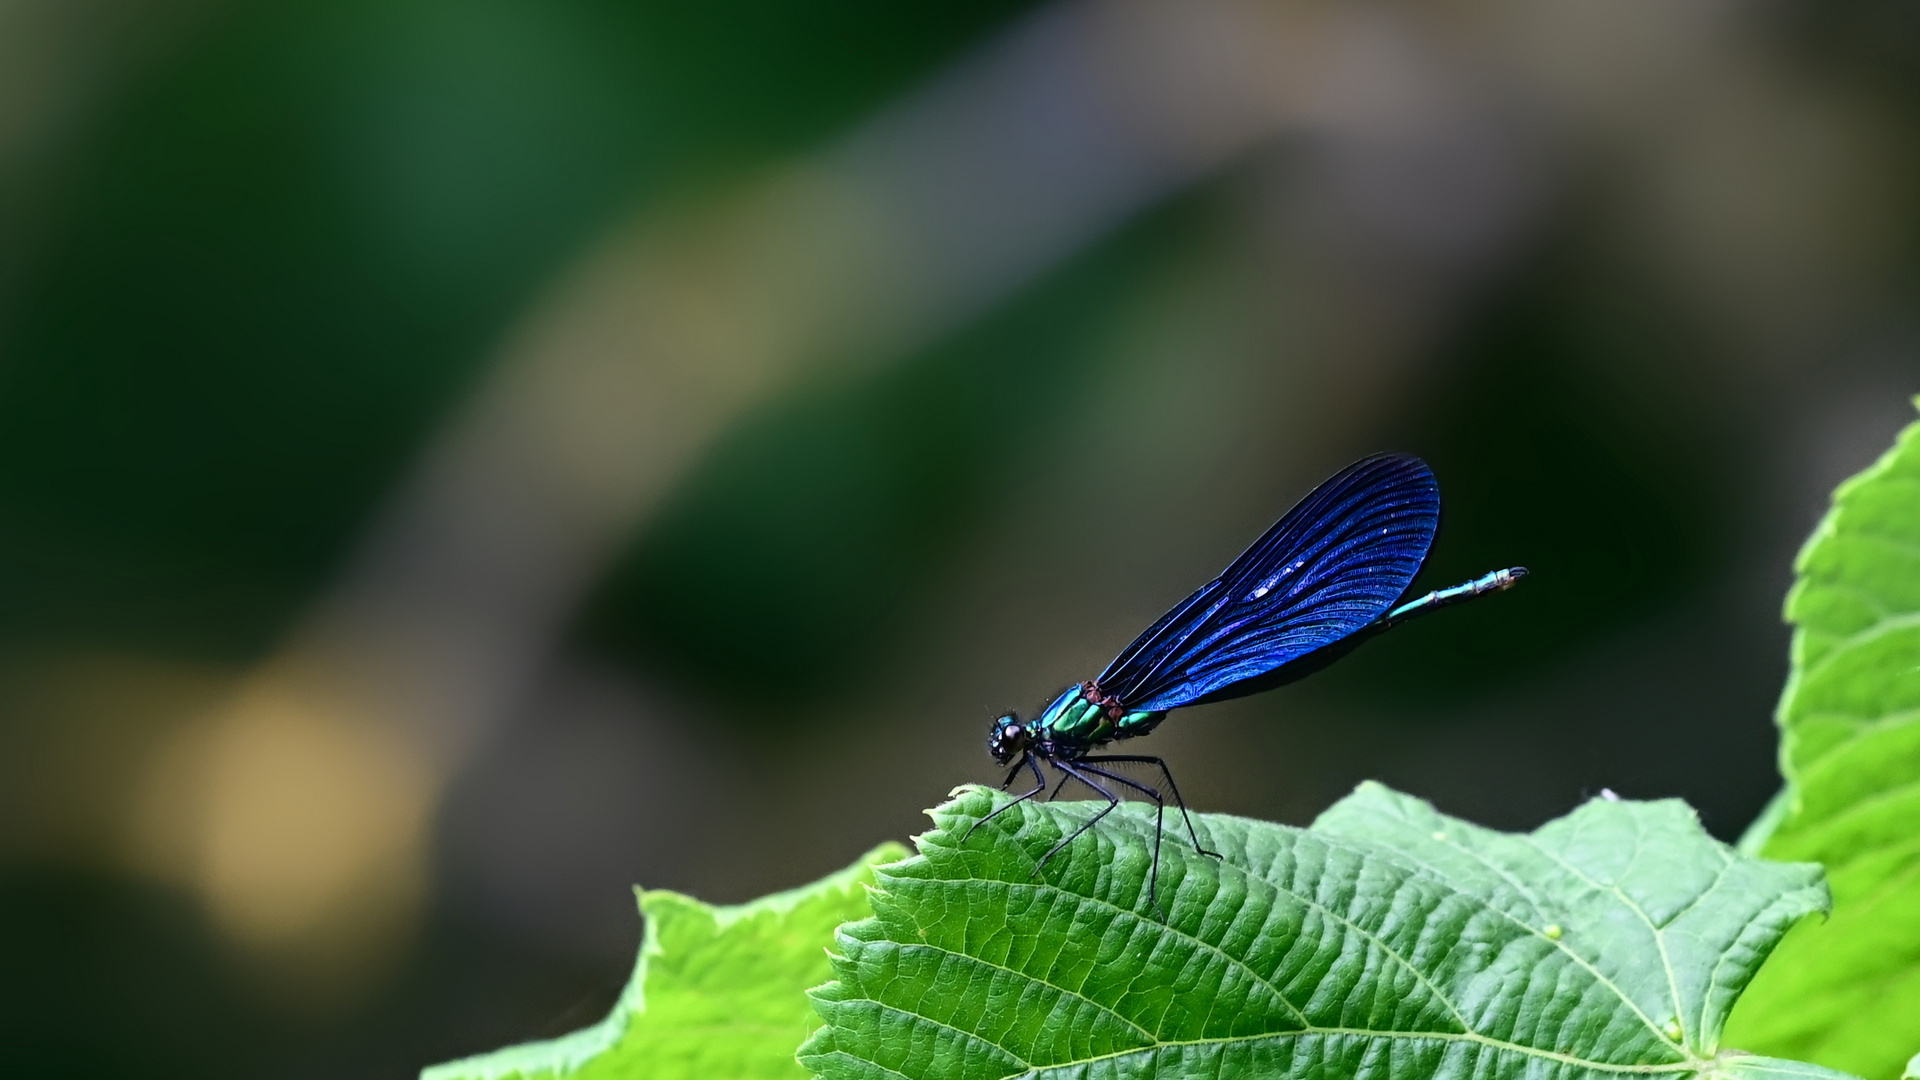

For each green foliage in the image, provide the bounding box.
[801,783,1843,1080]
[1726,405,1920,1079]
[430,409,1920,1080]
[422,843,906,1080]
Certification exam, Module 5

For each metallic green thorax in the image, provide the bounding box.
[1032,686,1162,753]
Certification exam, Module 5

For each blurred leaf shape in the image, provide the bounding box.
[423,842,906,1080]
[1725,402,1920,1079]
[802,783,1841,1080]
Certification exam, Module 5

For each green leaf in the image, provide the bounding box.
[801,783,1842,1080]
[1725,403,1920,1079]
[423,842,908,1080]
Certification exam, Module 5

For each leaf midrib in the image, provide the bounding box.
[1519,835,1690,1051]
[987,1023,1705,1079]
[843,958,1696,1080]
[957,810,1687,1065]
[1319,817,1682,1051]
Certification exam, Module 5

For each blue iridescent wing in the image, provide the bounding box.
[1095,453,1439,712]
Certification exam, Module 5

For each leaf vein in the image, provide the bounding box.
[1000,1024,1699,1078]
[1788,708,1920,779]
[1035,810,1475,1031]
[1797,609,1920,688]
[1518,837,1687,1051]
[1775,774,1920,855]
[959,820,1318,1028]
[886,938,1160,1045]
[1345,833,1690,1048]
[852,998,1034,1072]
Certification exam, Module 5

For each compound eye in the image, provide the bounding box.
[1004,723,1022,740]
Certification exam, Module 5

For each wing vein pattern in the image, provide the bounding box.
[1097,454,1439,712]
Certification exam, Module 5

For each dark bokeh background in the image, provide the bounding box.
[1,0,1917,1075]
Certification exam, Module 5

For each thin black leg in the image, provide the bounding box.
[1045,765,1101,801]
[1045,769,1074,802]
[1080,754,1220,859]
[1031,760,1121,876]
[1072,761,1169,918]
[963,753,1047,844]
[996,760,1025,792]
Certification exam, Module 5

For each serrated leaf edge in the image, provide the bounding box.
[804,790,1833,1080]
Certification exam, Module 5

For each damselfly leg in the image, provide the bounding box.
[1031,760,1124,878]
[962,753,1046,843]
[1079,754,1219,859]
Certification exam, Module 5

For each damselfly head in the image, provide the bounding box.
[987,713,1028,764]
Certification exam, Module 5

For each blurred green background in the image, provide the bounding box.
[1,0,1917,1075]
